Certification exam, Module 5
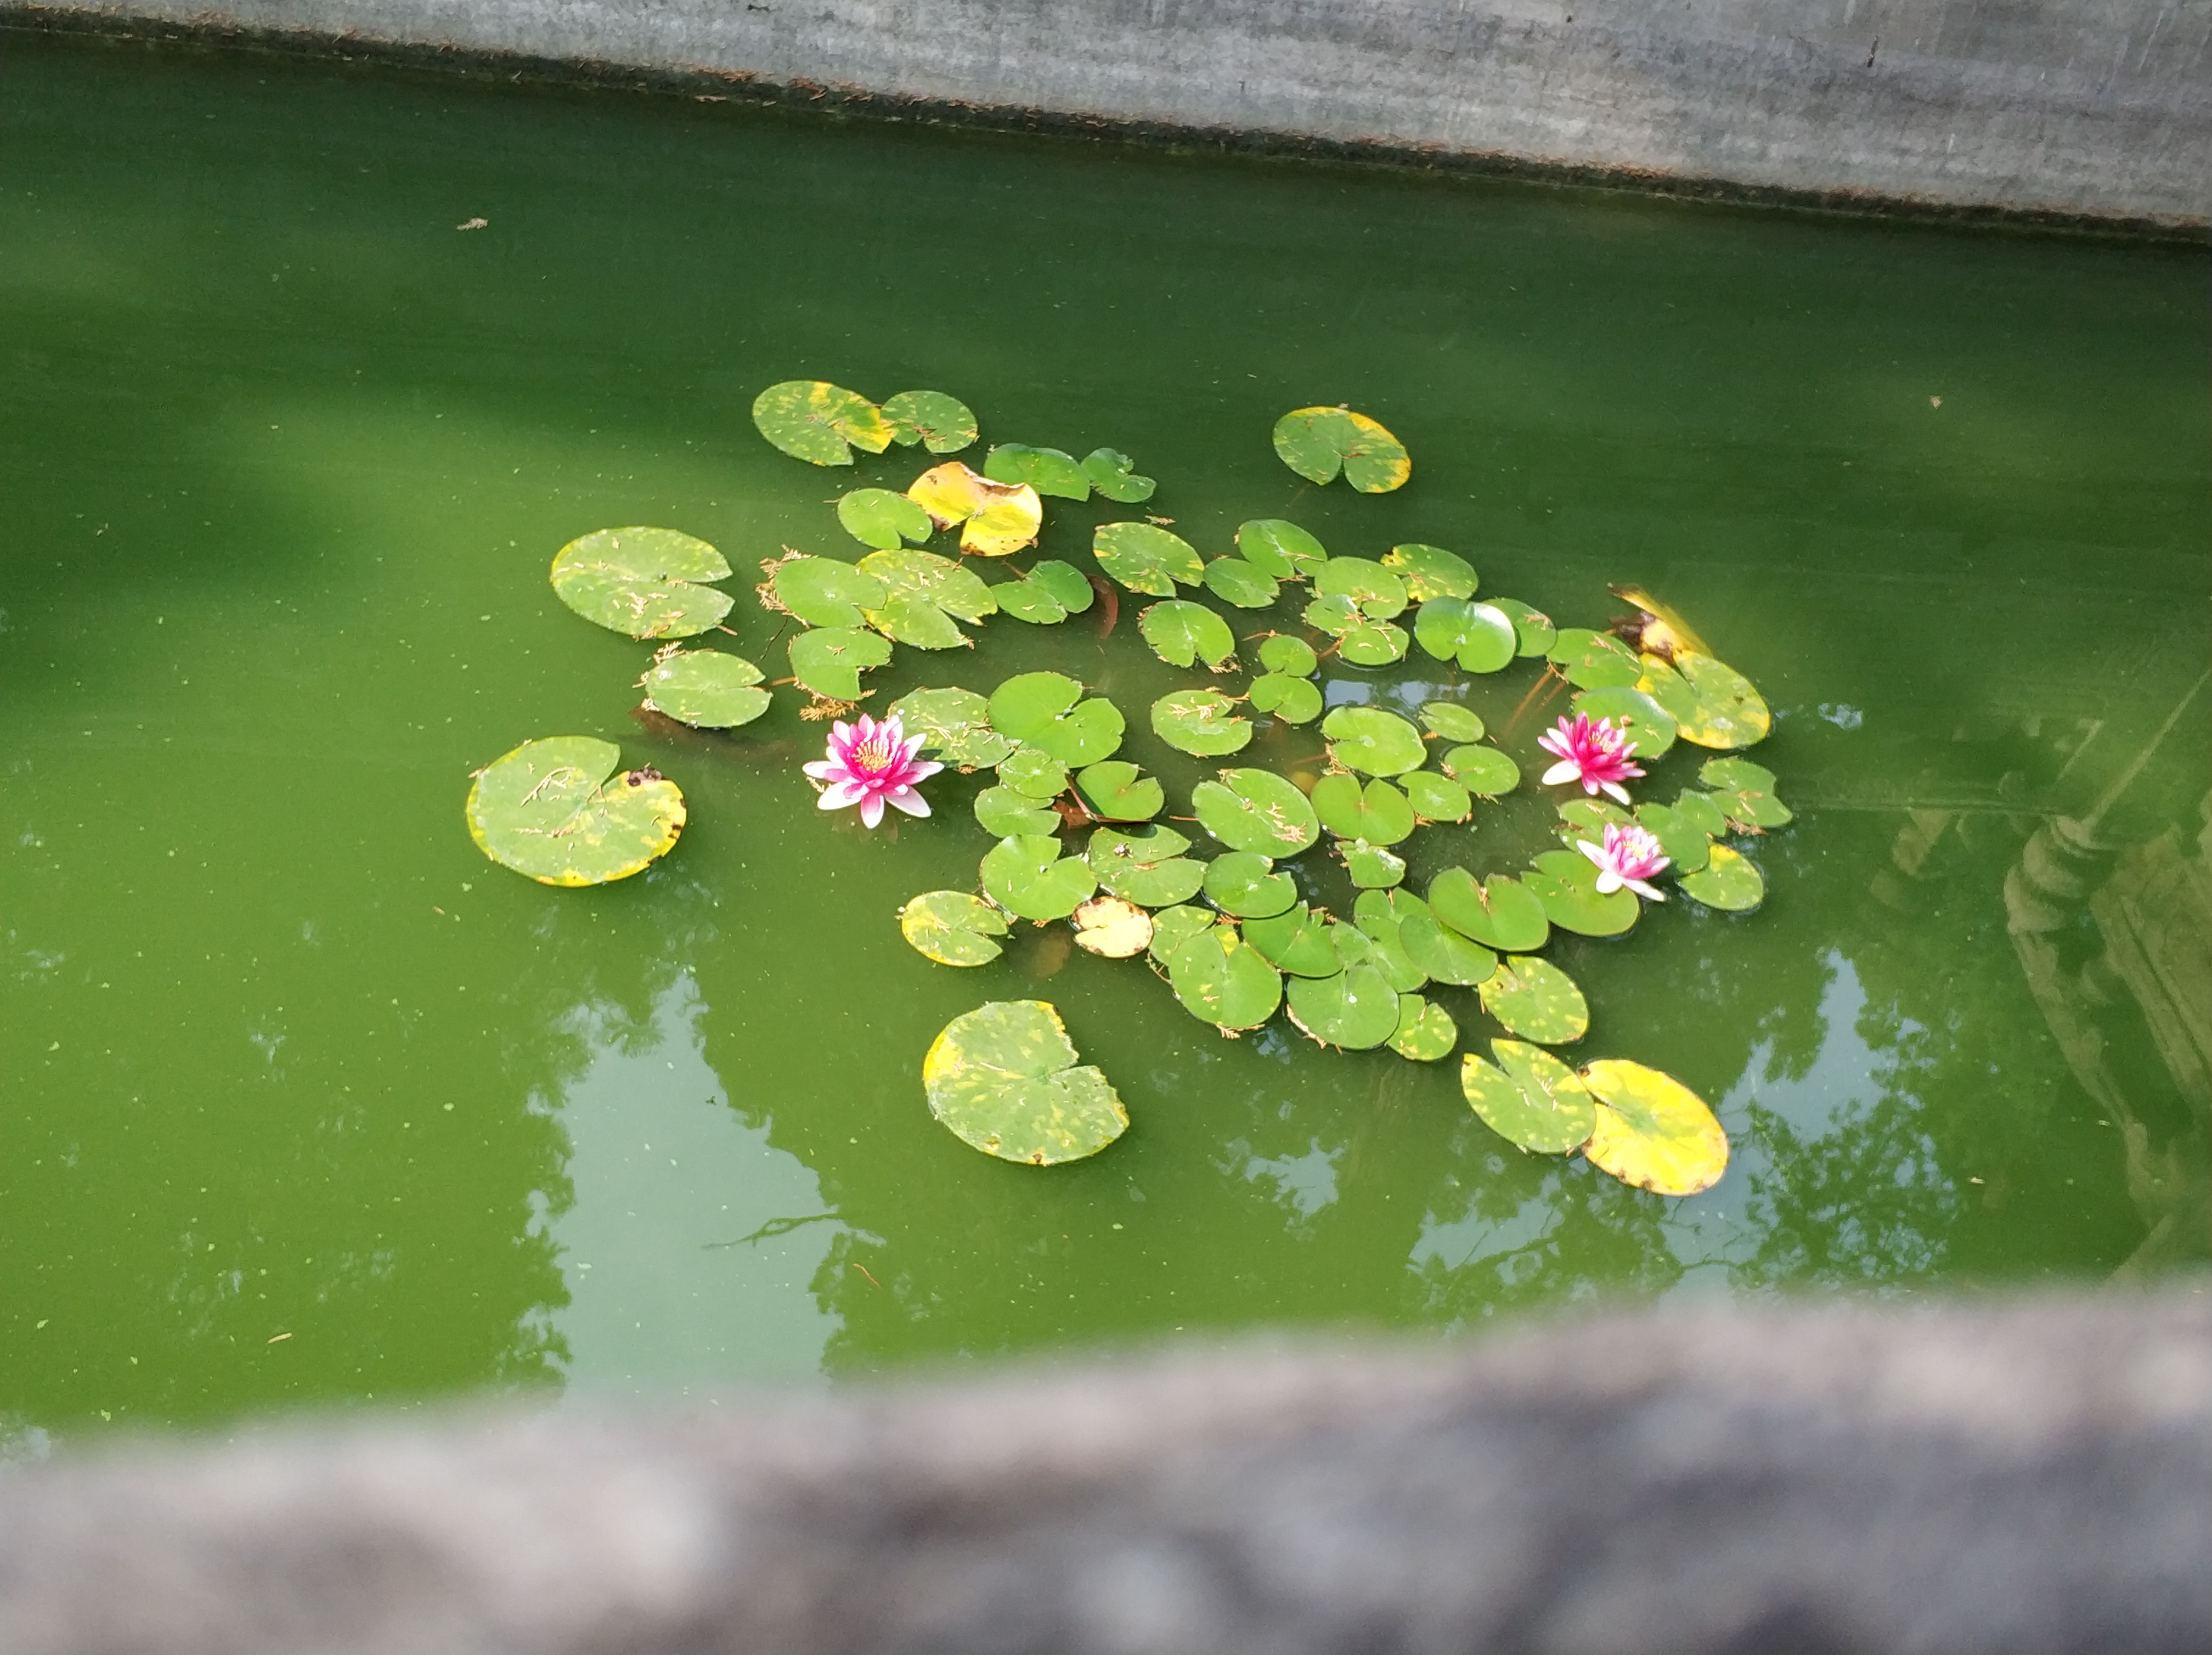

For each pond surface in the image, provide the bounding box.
[4,36,2208,1438]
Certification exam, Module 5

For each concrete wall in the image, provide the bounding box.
[19,0,2212,230]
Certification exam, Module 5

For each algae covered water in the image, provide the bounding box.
[4,35,2208,1437]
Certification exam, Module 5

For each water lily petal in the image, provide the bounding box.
[905,759,945,784]
[887,786,932,818]
[1592,867,1624,894]
[1541,759,1581,787]
[1626,877,1667,901]
[819,780,867,810]
[803,759,847,783]
[858,793,887,828]
[1600,780,1633,804]
[1576,839,1609,870]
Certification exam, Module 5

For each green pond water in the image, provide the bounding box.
[5,36,2209,1440]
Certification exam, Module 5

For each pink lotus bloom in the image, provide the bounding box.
[1577,823,1671,902]
[803,712,941,828]
[1538,713,1645,804]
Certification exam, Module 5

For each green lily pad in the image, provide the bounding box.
[1249,674,1324,724]
[1089,825,1206,907]
[1383,543,1478,601]
[1027,560,1096,614]
[1548,627,1643,690]
[639,649,770,728]
[1348,908,1424,989]
[789,626,894,701]
[1462,1040,1596,1153]
[550,526,733,639]
[997,745,1071,801]
[1257,634,1319,676]
[1165,924,1284,1031]
[879,389,978,454]
[889,686,1018,769]
[1428,868,1550,953]
[1272,406,1410,493]
[1580,1059,1729,1195]
[1526,849,1641,938]
[1152,689,1252,757]
[1441,744,1521,796]
[1149,903,1216,967]
[1312,557,1409,620]
[1389,995,1459,1061]
[1419,702,1486,743]
[1075,760,1164,822]
[1397,909,1498,986]
[1342,840,1408,888]
[980,834,1098,921]
[1401,769,1472,824]
[1671,787,1733,839]
[974,786,1061,838]
[1336,619,1410,667]
[993,559,1093,626]
[768,553,888,628]
[1082,447,1156,503]
[984,443,1090,500]
[1477,956,1590,1044]
[1680,843,1765,911]
[1243,903,1340,977]
[1203,852,1297,919]
[1641,654,1773,750]
[1413,598,1517,673]
[1571,685,1678,759]
[989,672,1125,765]
[752,380,893,466]
[1203,558,1280,608]
[836,488,935,550]
[466,736,685,887]
[1237,519,1329,580]
[1699,757,1793,829]
[1191,768,1321,857]
[1633,800,1713,875]
[858,548,998,649]
[1139,600,1239,671]
[1303,593,1358,633]
[1094,521,1203,595]
[1286,964,1402,1048]
[1322,705,1427,776]
[1312,773,1415,845]
[1556,797,1634,844]
[924,999,1127,1166]
[1489,598,1558,657]
[899,890,1010,966]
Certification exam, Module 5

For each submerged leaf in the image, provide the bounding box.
[880,389,979,454]
[1581,1059,1728,1195]
[466,737,684,887]
[996,745,1071,801]
[1272,406,1410,493]
[639,649,770,728]
[1152,689,1252,757]
[906,462,1043,557]
[1094,521,1204,595]
[1191,768,1320,857]
[551,527,733,639]
[1139,600,1238,671]
[789,625,893,701]
[923,999,1127,1165]
[1071,895,1154,959]
[900,890,1011,966]
[752,380,894,466]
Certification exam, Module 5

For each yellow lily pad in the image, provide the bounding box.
[906,460,1043,556]
[1072,895,1154,959]
[466,736,684,887]
[923,999,1128,1166]
[1580,1059,1729,1195]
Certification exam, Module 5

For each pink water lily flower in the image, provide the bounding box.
[1538,713,1645,804]
[1577,823,1671,901]
[803,712,941,828]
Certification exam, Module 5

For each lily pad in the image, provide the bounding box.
[789,626,894,701]
[1139,600,1239,671]
[1258,634,1319,676]
[1397,909,1498,987]
[923,999,1127,1166]
[1401,769,1472,824]
[1082,447,1156,503]
[1555,797,1633,844]
[1462,1040,1596,1153]
[1243,904,1340,976]
[859,548,998,648]
[997,745,1071,801]
[1389,995,1459,1061]
[984,443,1091,500]
[1581,1059,1729,1195]
[1249,674,1324,724]
[899,890,1010,966]
[1312,557,1409,620]
[1489,598,1558,657]
[1572,685,1678,759]
[1237,519,1328,579]
[836,488,935,550]
[1272,407,1410,493]
[1089,825,1206,907]
[1152,689,1252,757]
[1203,558,1280,608]
[1699,757,1793,829]
[550,526,733,639]
[880,389,978,454]
[1414,598,1517,673]
[1548,628,1642,690]
[1442,745,1520,795]
[466,736,684,887]
[1641,654,1772,750]
[907,462,1043,558]
[1322,706,1427,776]
[1148,903,1216,967]
[989,672,1125,765]
[751,380,893,466]
[1094,522,1203,595]
[1680,843,1765,911]
[1166,924,1284,1032]
[1335,618,1411,667]
[1477,956,1590,1044]
[766,553,887,628]
[1633,800,1713,875]
[889,686,1019,769]
[1074,760,1164,822]
[1342,840,1408,888]
[1419,702,1486,743]
[1025,560,1096,614]
[1191,768,1321,857]
[1312,773,1415,845]
[1203,851,1297,919]
[994,560,1096,626]
[1348,908,1424,989]
[1428,868,1550,953]
[1071,895,1154,959]
[1384,543,1478,602]
[974,786,1061,838]
[980,834,1097,921]
[1526,849,1641,938]
[1670,787,1734,839]
[1286,964,1402,1048]
[639,649,770,728]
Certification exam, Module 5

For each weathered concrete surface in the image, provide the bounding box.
[2,1291,2209,1654]
[16,0,2212,230]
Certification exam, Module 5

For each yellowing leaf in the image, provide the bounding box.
[907,461,1043,556]
[1072,894,1154,959]
[1580,1059,1729,1196]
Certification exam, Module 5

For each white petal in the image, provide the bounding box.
[858,793,886,828]
[1600,781,1632,804]
[1592,868,1624,894]
[887,787,932,818]
[818,781,865,810]
[899,733,927,762]
[1541,759,1581,786]
[802,760,844,782]
[1626,879,1666,902]
[1576,839,1608,869]
[906,759,945,783]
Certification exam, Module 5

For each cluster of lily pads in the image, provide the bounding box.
[465,376,1791,1198]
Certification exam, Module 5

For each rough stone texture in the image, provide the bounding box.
[1,1291,2209,1653]
[13,0,2212,229]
